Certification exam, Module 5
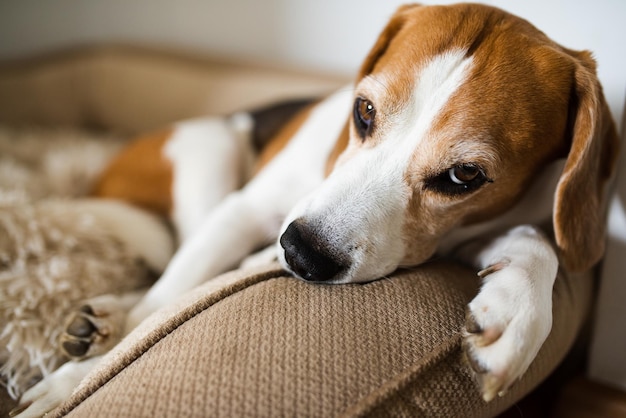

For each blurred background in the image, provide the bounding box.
[1,0,625,394]
[0,0,624,122]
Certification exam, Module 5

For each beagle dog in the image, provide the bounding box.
[13,3,619,416]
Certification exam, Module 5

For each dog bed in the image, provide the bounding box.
[0,46,595,417]
[48,262,591,417]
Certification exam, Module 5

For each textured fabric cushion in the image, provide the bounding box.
[50,261,591,418]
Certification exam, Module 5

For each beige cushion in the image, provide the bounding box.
[50,261,591,418]
[0,45,347,134]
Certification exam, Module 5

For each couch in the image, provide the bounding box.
[0,45,594,417]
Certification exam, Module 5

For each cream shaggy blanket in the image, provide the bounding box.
[0,127,155,399]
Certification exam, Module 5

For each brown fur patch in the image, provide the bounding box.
[92,129,173,216]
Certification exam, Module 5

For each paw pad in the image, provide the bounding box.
[59,305,100,359]
[61,339,91,358]
[66,315,97,338]
[59,301,123,360]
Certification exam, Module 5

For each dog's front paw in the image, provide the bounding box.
[463,262,553,402]
[59,295,128,360]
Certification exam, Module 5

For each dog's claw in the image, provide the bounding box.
[464,308,503,348]
[480,373,507,402]
[464,355,513,402]
[464,308,482,334]
[477,258,510,279]
[9,402,31,417]
[462,340,488,375]
[463,284,512,401]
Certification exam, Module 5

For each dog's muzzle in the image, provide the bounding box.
[279,219,347,282]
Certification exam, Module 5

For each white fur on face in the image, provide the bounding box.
[280,49,474,283]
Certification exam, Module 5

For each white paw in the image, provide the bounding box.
[59,294,133,360]
[463,262,553,401]
[10,358,98,418]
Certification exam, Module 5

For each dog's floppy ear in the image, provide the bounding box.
[553,52,620,272]
[358,4,422,79]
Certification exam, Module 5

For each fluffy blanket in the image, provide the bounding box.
[0,127,155,399]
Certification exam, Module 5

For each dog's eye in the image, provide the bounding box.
[424,163,492,196]
[353,97,376,139]
[449,164,480,184]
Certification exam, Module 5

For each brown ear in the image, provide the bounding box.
[554,52,620,272]
[357,4,421,79]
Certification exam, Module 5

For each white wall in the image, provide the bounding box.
[1,0,624,125]
[1,0,625,389]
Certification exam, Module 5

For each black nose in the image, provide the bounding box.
[280,220,345,282]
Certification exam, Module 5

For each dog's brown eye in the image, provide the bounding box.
[354,97,376,139]
[424,163,492,196]
[449,164,480,184]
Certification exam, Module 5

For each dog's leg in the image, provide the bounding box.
[73,199,176,273]
[165,115,255,243]
[10,356,101,418]
[125,189,281,331]
[124,88,352,330]
[459,225,558,401]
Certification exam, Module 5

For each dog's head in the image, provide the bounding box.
[279,3,618,283]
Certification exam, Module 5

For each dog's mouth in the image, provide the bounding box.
[279,219,350,283]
